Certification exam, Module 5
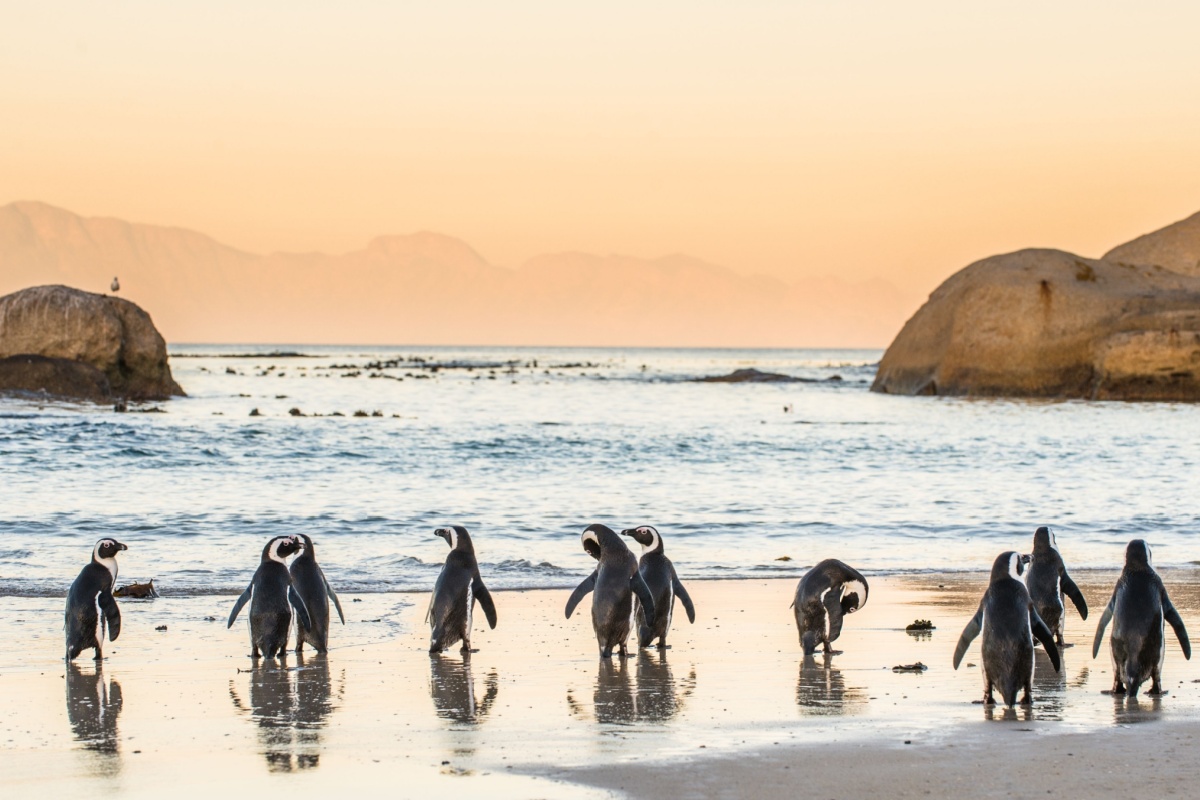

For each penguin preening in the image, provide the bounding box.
[791,559,868,656]
[565,524,656,658]
[621,525,695,649]
[954,552,1061,707]
[289,534,345,653]
[65,538,128,661]
[1092,539,1191,697]
[1026,526,1088,648]
[427,526,497,653]
[228,535,312,659]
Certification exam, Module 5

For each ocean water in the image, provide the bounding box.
[0,345,1196,597]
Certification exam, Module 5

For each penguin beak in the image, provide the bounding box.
[435,529,451,545]
[118,542,128,551]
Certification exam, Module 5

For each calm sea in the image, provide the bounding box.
[0,345,1196,596]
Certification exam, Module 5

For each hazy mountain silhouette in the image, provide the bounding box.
[0,201,915,346]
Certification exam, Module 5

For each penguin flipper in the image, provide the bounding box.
[325,577,346,625]
[289,586,312,631]
[1060,571,1088,620]
[953,603,984,669]
[1163,593,1191,659]
[565,571,597,619]
[228,583,253,628]
[473,576,498,629]
[98,590,121,642]
[1030,608,1061,672]
[672,575,696,624]
[1092,597,1114,659]
[631,573,656,628]
[822,589,845,642]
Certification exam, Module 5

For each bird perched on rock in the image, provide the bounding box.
[110,277,120,293]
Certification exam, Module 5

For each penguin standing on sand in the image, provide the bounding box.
[65,538,128,661]
[621,525,695,648]
[954,552,1061,707]
[791,559,868,656]
[228,536,311,659]
[565,524,656,658]
[427,526,497,653]
[289,534,345,653]
[1026,526,1088,648]
[1092,539,1191,697]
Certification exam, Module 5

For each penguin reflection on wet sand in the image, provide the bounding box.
[66,538,128,661]
[621,525,695,649]
[427,526,497,653]
[797,654,867,715]
[1092,539,1191,697]
[228,535,312,659]
[66,663,123,765]
[954,552,1061,707]
[791,559,868,656]
[429,654,499,723]
[289,534,345,653]
[565,524,656,658]
[1026,526,1088,648]
[634,649,695,721]
[230,661,313,772]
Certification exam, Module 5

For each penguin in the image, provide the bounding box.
[228,535,312,659]
[791,559,868,656]
[954,552,1061,707]
[1091,539,1191,697]
[620,525,695,649]
[565,524,656,658]
[427,526,497,653]
[65,538,128,661]
[1025,526,1088,648]
[289,533,345,653]
[110,277,120,293]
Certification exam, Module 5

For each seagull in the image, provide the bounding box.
[110,277,120,293]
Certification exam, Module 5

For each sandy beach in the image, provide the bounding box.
[4,569,1200,798]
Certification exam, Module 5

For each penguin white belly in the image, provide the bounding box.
[93,592,105,654]
[465,584,473,632]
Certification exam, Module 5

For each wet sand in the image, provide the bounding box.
[4,571,1200,798]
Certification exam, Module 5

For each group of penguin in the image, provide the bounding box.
[64,522,1192,710]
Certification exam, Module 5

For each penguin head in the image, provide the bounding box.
[295,533,315,558]
[1125,539,1153,571]
[841,578,868,615]
[581,524,622,560]
[263,535,302,563]
[1032,526,1058,554]
[93,538,127,562]
[990,551,1028,582]
[621,526,663,554]
[435,525,472,552]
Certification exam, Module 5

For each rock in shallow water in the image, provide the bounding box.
[0,284,184,401]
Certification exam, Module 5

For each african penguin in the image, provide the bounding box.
[565,523,656,658]
[65,538,128,661]
[954,551,1061,707]
[427,526,497,653]
[791,559,868,656]
[1026,526,1088,648]
[228,535,312,659]
[1092,539,1191,697]
[288,534,345,653]
[621,525,695,649]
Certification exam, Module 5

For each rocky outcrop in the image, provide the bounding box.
[0,285,184,400]
[1103,211,1200,277]
[871,248,1200,401]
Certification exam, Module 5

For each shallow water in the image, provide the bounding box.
[1,345,1197,596]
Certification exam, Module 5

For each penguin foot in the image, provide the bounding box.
[1019,694,1033,706]
[823,649,844,656]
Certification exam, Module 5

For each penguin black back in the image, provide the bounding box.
[621,525,695,649]
[65,538,128,661]
[427,526,497,653]
[1025,526,1088,647]
[954,552,1060,707]
[289,534,345,654]
[228,535,311,659]
[1092,539,1190,697]
[565,524,656,658]
[791,559,868,656]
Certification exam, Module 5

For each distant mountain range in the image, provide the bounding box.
[0,201,918,347]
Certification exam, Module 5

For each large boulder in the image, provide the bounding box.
[871,249,1200,401]
[0,285,184,400]
[1103,210,1200,277]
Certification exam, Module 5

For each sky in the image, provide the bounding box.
[3,1,1200,300]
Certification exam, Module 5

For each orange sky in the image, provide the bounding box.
[3,1,1200,298]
